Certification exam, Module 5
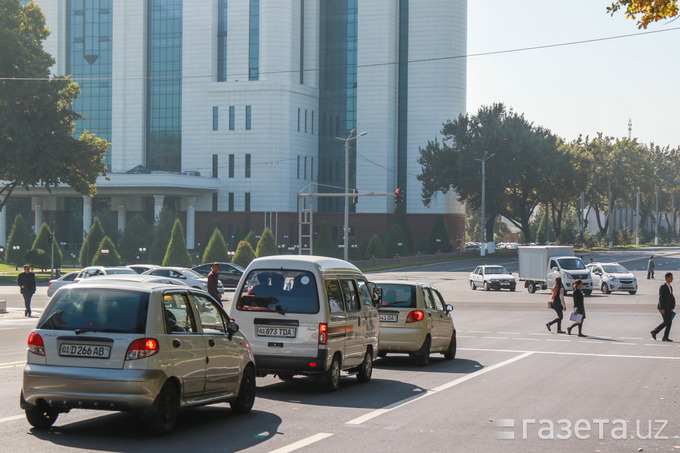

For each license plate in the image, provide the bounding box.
[380,314,398,322]
[59,343,111,359]
[501,282,510,285]
[257,326,296,337]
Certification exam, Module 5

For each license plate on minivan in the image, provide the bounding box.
[257,326,296,338]
[59,343,111,359]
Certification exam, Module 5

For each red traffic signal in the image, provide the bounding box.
[394,188,403,203]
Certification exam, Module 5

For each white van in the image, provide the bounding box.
[230,256,379,390]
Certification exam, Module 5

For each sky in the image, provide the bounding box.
[466,0,680,147]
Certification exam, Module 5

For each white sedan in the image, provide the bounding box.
[142,266,224,294]
[46,271,79,297]
[586,262,638,295]
[469,265,516,291]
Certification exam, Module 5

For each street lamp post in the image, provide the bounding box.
[337,128,367,261]
[475,152,495,257]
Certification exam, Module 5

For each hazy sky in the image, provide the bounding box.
[467,0,680,147]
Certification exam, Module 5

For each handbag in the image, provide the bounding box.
[569,312,583,323]
[547,300,553,309]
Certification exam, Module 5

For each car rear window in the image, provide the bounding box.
[39,288,149,333]
[237,269,318,314]
[378,284,416,308]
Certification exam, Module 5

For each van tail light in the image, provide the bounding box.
[318,323,328,345]
[126,338,159,360]
[406,310,425,323]
[27,333,45,356]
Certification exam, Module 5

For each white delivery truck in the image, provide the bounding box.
[518,246,593,295]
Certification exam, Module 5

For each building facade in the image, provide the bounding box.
[5,0,467,254]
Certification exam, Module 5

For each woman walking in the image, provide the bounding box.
[567,279,587,337]
[546,276,567,333]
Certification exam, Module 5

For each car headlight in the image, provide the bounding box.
[608,276,617,281]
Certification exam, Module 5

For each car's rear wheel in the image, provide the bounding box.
[443,333,457,360]
[470,280,476,290]
[231,365,256,414]
[527,282,536,293]
[144,381,179,434]
[601,282,610,294]
[357,349,373,383]
[25,403,59,430]
[378,351,387,358]
[413,336,431,367]
[325,355,341,391]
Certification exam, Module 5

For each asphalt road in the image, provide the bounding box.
[1,247,679,452]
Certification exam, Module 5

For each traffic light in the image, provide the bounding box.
[48,234,53,243]
[394,188,403,204]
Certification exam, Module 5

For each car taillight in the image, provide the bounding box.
[406,310,425,323]
[318,323,327,345]
[126,338,159,360]
[27,333,45,356]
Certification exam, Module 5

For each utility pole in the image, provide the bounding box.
[475,152,495,257]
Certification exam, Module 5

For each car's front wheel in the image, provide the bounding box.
[527,282,536,293]
[357,349,373,383]
[601,282,610,294]
[470,280,476,290]
[25,403,59,430]
[231,365,256,414]
[484,282,490,291]
[629,290,637,295]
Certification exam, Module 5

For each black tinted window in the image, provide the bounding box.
[237,269,319,314]
[40,288,149,333]
[378,284,416,308]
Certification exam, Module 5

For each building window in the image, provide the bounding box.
[228,192,234,211]
[229,106,235,130]
[228,154,234,178]
[212,192,218,211]
[212,154,218,178]
[245,192,251,212]
[304,109,307,133]
[245,153,251,178]
[300,0,304,84]
[297,108,301,132]
[249,0,259,80]
[212,106,219,131]
[245,105,252,130]
[311,157,314,180]
[297,156,300,179]
[311,111,314,135]
[217,0,228,82]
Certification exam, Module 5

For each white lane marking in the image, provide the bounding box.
[619,337,642,340]
[268,433,334,453]
[528,333,550,336]
[457,335,476,338]
[345,352,533,426]
[469,330,491,334]
[610,342,636,346]
[498,332,520,335]
[482,337,507,340]
[0,415,24,424]
[546,339,570,342]
[515,338,539,341]
[459,347,680,360]
[644,343,670,347]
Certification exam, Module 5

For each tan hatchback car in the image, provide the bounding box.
[21,281,256,434]
[374,281,456,366]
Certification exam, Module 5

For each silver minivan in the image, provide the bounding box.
[230,256,379,390]
[21,281,256,433]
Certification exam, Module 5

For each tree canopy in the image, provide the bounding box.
[0,0,108,212]
[607,0,678,28]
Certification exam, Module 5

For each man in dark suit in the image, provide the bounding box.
[651,272,675,342]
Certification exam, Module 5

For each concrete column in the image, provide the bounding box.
[82,196,93,238]
[117,201,126,232]
[186,196,195,249]
[32,197,44,233]
[153,195,165,224]
[0,206,6,246]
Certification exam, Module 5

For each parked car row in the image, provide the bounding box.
[23,255,457,435]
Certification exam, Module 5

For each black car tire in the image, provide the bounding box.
[443,333,457,360]
[484,282,490,291]
[231,365,256,414]
[325,355,341,391]
[25,404,59,430]
[527,282,536,294]
[470,280,476,290]
[357,349,373,383]
[601,282,610,294]
[144,381,179,434]
[413,336,431,367]
[629,290,637,295]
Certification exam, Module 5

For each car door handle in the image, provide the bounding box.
[208,338,215,347]
[172,339,181,348]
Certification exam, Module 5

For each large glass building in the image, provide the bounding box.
[7,0,467,253]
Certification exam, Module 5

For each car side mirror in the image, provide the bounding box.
[372,287,382,307]
[446,304,454,313]
[551,267,558,272]
[227,321,239,340]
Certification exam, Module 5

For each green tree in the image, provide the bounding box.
[607,0,678,28]
[256,228,278,258]
[391,202,414,254]
[198,220,224,258]
[202,227,230,263]
[425,216,453,253]
[79,217,105,267]
[315,221,336,257]
[149,205,177,264]
[365,234,385,259]
[119,215,154,263]
[92,236,121,266]
[244,231,258,250]
[0,0,108,212]
[358,236,370,260]
[384,223,407,258]
[232,240,256,268]
[162,219,192,267]
[31,222,62,269]
[5,214,34,266]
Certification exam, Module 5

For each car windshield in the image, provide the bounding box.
[558,258,586,270]
[182,269,204,279]
[39,288,149,333]
[106,268,137,275]
[378,284,417,308]
[603,265,629,274]
[237,269,319,314]
[485,267,509,274]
